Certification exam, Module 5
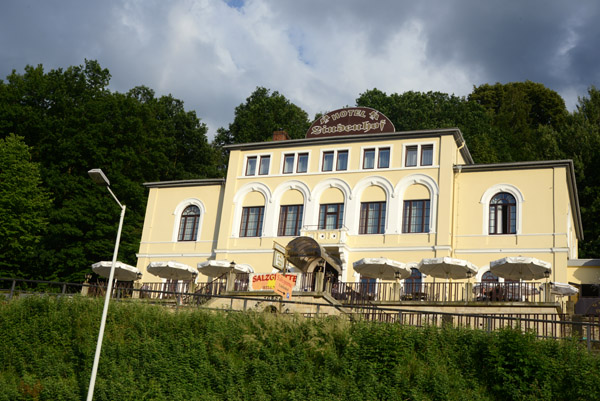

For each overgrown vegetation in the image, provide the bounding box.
[1,296,598,400]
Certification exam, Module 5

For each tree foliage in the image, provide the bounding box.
[356,88,501,163]
[0,134,52,278]
[214,86,310,147]
[0,60,218,281]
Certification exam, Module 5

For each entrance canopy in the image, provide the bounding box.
[285,236,343,274]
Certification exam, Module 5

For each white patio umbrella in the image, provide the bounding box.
[92,261,141,281]
[197,260,254,277]
[417,257,478,280]
[543,282,579,296]
[353,258,411,281]
[490,256,551,281]
[147,261,198,281]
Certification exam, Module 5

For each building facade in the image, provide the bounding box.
[136,107,588,293]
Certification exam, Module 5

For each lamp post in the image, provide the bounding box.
[86,169,126,401]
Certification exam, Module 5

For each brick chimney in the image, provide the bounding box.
[273,130,290,141]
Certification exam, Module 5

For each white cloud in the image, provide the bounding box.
[1,0,599,139]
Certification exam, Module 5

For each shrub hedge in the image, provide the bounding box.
[0,296,598,400]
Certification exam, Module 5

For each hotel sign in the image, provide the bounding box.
[306,107,395,138]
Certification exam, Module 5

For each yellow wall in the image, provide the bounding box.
[135,130,582,287]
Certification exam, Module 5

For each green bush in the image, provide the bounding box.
[0,296,599,400]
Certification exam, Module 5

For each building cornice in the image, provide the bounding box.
[143,179,225,188]
[224,128,474,164]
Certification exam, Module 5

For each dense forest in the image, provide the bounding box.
[1,60,600,281]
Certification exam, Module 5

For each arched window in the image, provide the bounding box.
[482,271,499,282]
[404,268,422,297]
[177,205,200,241]
[489,192,516,234]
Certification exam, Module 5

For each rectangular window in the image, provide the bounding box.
[336,150,348,171]
[297,153,308,173]
[405,146,418,167]
[359,202,386,234]
[378,148,390,168]
[421,145,433,166]
[240,206,264,237]
[363,149,375,169]
[245,156,257,176]
[322,151,334,172]
[318,203,344,230]
[278,205,304,236]
[403,200,430,233]
[283,154,295,174]
[258,156,270,175]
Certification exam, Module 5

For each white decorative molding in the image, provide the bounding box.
[395,174,440,234]
[171,198,206,242]
[306,178,352,227]
[348,176,395,235]
[269,180,312,237]
[231,182,272,237]
[480,184,525,235]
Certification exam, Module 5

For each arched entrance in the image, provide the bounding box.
[285,237,343,291]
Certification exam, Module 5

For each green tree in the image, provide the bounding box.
[0,60,218,281]
[0,134,51,278]
[214,87,310,147]
[566,87,600,257]
[468,81,568,162]
[356,88,500,163]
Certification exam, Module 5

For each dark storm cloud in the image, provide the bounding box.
[1,1,599,137]
[0,1,115,74]
[415,1,600,97]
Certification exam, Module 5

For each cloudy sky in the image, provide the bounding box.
[1,0,599,139]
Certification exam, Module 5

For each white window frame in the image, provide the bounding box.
[279,150,312,175]
[480,184,524,235]
[171,198,206,242]
[243,153,272,176]
[402,142,436,168]
[319,148,351,172]
[359,144,393,170]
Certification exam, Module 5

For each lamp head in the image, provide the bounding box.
[230,261,236,269]
[88,169,110,186]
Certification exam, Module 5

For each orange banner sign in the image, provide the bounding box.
[274,274,294,300]
[251,273,297,291]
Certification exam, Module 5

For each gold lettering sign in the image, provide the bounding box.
[306,107,395,138]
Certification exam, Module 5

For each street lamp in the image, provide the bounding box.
[86,169,126,401]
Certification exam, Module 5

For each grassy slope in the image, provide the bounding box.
[0,296,599,401]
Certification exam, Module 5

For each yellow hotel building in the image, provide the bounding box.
[135,107,598,313]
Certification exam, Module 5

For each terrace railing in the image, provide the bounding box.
[330,281,547,304]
